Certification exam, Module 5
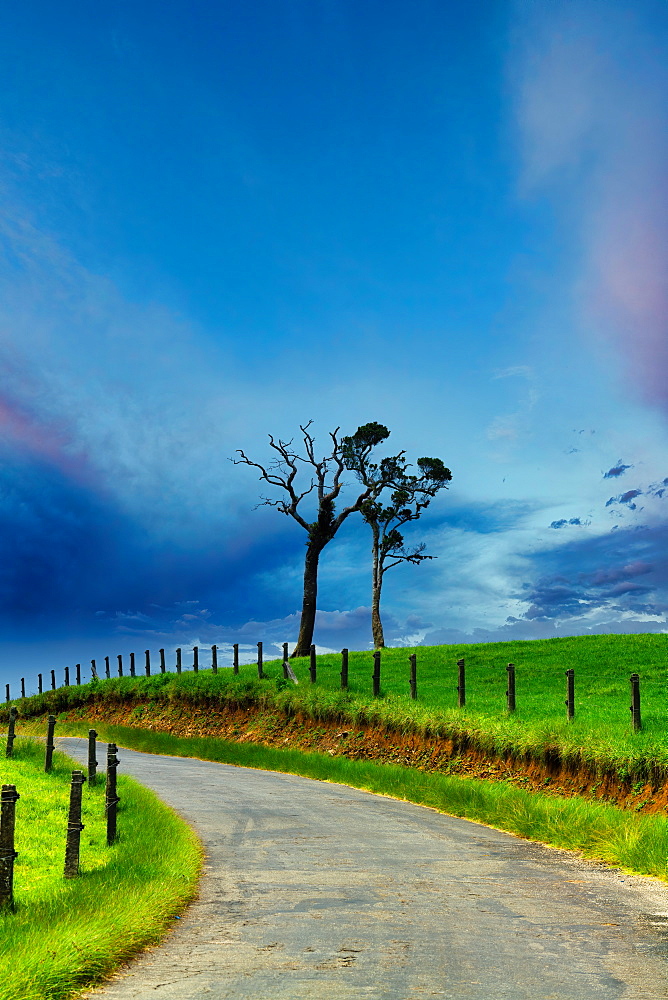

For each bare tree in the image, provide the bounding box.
[346,455,452,648]
[233,421,396,657]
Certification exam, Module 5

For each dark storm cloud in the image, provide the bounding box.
[604,461,632,479]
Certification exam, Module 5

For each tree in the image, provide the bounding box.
[233,421,400,657]
[344,452,452,648]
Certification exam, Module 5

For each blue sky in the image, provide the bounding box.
[1,0,667,685]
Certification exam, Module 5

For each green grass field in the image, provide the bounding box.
[0,738,201,1000]
[9,632,668,777]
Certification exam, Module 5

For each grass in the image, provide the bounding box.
[0,737,201,1000]
[53,719,668,883]
[10,633,668,779]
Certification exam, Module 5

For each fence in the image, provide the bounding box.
[0,720,121,910]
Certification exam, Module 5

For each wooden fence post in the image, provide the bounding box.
[176,648,182,675]
[117,654,123,677]
[63,771,85,878]
[51,670,56,691]
[20,679,25,699]
[372,651,381,697]
[630,673,642,732]
[193,647,199,674]
[565,669,575,720]
[90,660,98,681]
[37,673,42,695]
[341,648,349,690]
[257,642,264,679]
[105,743,120,846]
[233,643,239,674]
[105,656,110,679]
[0,784,20,910]
[64,666,70,687]
[309,644,317,684]
[457,658,466,707]
[159,648,166,673]
[409,654,417,700]
[145,650,151,676]
[88,729,98,784]
[44,715,56,772]
[129,653,135,677]
[76,663,81,686]
[211,645,218,674]
[282,642,289,679]
[4,684,8,704]
[506,663,516,713]
[5,707,18,757]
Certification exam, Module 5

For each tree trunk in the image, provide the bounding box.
[371,525,385,648]
[292,541,324,657]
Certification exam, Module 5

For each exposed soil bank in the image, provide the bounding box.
[35,698,668,816]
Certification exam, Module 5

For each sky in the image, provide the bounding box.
[0,0,667,687]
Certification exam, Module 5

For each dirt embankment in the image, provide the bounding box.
[52,698,668,815]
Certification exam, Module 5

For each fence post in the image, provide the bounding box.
[340,648,349,690]
[0,784,20,910]
[64,666,70,687]
[63,771,85,878]
[38,673,42,695]
[45,715,56,772]
[282,643,289,679]
[457,658,466,708]
[6,707,18,757]
[20,678,25,699]
[145,650,151,676]
[88,729,98,784]
[105,656,110,679]
[506,663,516,713]
[309,644,317,684]
[233,643,239,674]
[193,647,199,674]
[176,648,182,675]
[565,668,575,720]
[105,743,120,846]
[630,673,642,732]
[159,648,166,673]
[117,654,123,678]
[372,651,381,697]
[76,663,81,686]
[211,645,218,674]
[4,684,8,705]
[129,653,135,677]
[51,669,56,691]
[409,654,417,700]
[90,660,98,681]
[257,642,264,679]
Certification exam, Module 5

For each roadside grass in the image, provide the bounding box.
[55,720,668,882]
[11,633,668,778]
[0,737,201,1000]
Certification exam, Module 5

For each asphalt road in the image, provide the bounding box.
[58,737,668,1000]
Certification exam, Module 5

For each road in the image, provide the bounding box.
[58,737,668,999]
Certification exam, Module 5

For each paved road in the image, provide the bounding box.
[59,738,668,999]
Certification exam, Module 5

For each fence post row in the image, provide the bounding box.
[145,650,151,676]
[630,673,642,732]
[193,646,199,674]
[63,771,85,879]
[88,729,98,784]
[5,707,18,758]
[44,715,56,773]
[372,650,381,697]
[212,645,218,674]
[409,654,417,700]
[159,648,166,674]
[257,642,263,679]
[457,658,466,708]
[176,648,182,675]
[565,668,575,720]
[0,784,20,910]
[506,663,516,713]
[105,743,120,846]
[309,644,317,684]
[129,652,135,677]
[340,648,349,690]
[233,643,239,674]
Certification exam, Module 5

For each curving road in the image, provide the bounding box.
[58,738,668,1000]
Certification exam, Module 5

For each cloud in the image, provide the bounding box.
[604,461,632,479]
[550,517,585,529]
[605,489,642,509]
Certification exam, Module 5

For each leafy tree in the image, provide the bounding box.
[344,451,452,648]
[233,421,399,657]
